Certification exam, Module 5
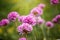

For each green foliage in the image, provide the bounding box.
[0,0,60,40]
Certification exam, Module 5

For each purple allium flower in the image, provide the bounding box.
[50,0,59,4]
[17,24,23,34]
[52,18,58,23]
[23,15,36,26]
[18,16,26,22]
[0,19,9,26]
[55,15,60,23]
[38,3,45,9]
[46,21,54,28]
[7,11,19,21]
[19,37,26,40]
[30,7,43,16]
[37,17,45,24]
[17,23,33,34]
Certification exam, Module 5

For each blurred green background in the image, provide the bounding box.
[0,0,60,40]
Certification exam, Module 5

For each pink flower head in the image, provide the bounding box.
[18,16,26,22]
[37,17,45,24]
[17,24,23,34]
[0,19,9,26]
[50,0,59,4]
[30,7,43,16]
[17,23,33,34]
[23,15,36,26]
[38,3,45,9]
[7,11,19,21]
[46,21,54,28]
[52,18,58,23]
[19,37,26,40]
[55,15,60,23]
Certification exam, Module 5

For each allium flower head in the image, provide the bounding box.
[23,15,36,26]
[7,11,19,21]
[0,19,9,26]
[50,0,59,4]
[38,3,45,9]
[17,23,33,34]
[17,24,23,34]
[46,21,54,28]
[55,15,60,23]
[18,16,26,22]
[37,17,45,24]
[52,18,58,23]
[19,37,26,40]
[30,7,43,16]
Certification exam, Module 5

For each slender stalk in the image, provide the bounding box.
[2,26,8,40]
[32,27,37,40]
[26,34,28,40]
[47,27,50,40]
[40,24,47,40]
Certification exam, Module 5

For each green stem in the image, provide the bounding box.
[47,27,50,40]
[2,26,8,40]
[32,27,37,40]
[40,24,47,40]
[26,34,28,40]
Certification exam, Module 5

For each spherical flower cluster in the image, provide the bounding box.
[52,18,58,23]
[23,15,36,26]
[19,37,26,40]
[17,23,33,34]
[30,7,43,16]
[0,19,9,26]
[38,3,45,9]
[37,17,45,24]
[18,16,26,22]
[52,14,60,23]
[7,11,19,21]
[50,0,59,4]
[45,21,54,28]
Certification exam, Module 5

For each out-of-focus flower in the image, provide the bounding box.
[0,19,9,26]
[19,37,26,40]
[55,15,60,23]
[17,23,33,34]
[17,24,23,34]
[50,0,59,4]
[37,17,45,24]
[52,18,58,23]
[18,16,26,22]
[23,15,36,26]
[30,7,43,16]
[45,21,54,28]
[38,3,45,9]
[7,11,19,21]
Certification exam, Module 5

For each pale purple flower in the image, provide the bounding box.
[17,24,23,34]
[0,19,9,26]
[23,15,36,26]
[46,21,54,28]
[30,7,43,16]
[55,15,60,23]
[18,16,26,22]
[38,3,45,9]
[19,37,26,40]
[17,23,33,34]
[37,17,45,24]
[50,0,59,4]
[7,11,19,21]
[52,18,58,23]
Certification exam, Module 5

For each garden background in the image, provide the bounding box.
[0,0,60,40]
